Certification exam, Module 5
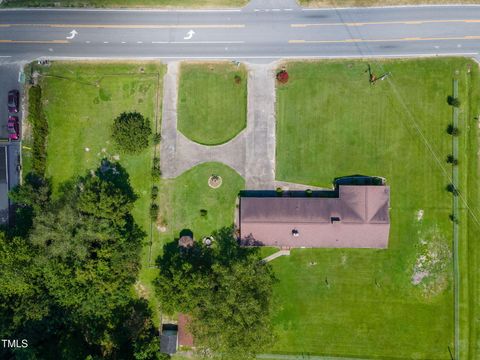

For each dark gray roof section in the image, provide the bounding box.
[160,325,178,355]
[239,185,390,249]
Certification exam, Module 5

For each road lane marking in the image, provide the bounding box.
[0,39,69,44]
[183,29,195,40]
[3,23,245,29]
[291,19,480,27]
[66,29,78,39]
[151,40,244,44]
[289,35,480,44]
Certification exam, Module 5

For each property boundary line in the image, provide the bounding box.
[452,78,460,360]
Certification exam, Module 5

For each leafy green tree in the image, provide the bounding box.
[1,161,152,359]
[155,227,276,359]
[111,112,151,154]
[9,172,51,237]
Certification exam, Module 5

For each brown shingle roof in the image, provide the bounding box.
[239,185,390,248]
[178,313,194,348]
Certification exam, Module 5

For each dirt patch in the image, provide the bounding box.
[411,226,451,298]
[134,281,149,299]
[416,209,424,221]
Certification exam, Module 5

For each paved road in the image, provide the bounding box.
[1,2,480,62]
[1,1,480,223]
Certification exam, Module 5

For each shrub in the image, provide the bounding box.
[276,187,284,196]
[150,203,159,221]
[151,186,159,200]
[447,124,460,136]
[151,156,161,180]
[153,133,161,145]
[447,155,459,165]
[111,112,151,154]
[276,70,289,84]
[28,85,49,176]
[446,183,459,196]
[306,189,313,197]
[447,95,461,108]
[449,214,459,224]
[234,74,242,84]
[200,209,208,217]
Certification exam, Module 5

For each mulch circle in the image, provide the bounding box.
[208,175,223,189]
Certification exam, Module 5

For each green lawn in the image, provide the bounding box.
[157,162,244,243]
[33,61,165,322]
[2,0,247,8]
[178,62,247,145]
[274,58,480,359]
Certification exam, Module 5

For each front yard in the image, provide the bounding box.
[274,58,480,359]
[177,62,247,145]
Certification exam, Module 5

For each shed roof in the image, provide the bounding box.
[178,313,194,348]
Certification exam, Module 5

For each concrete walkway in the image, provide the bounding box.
[160,62,277,188]
[262,250,290,263]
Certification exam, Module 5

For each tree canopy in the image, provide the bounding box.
[111,112,151,154]
[155,227,276,359]
[2,161,163,360]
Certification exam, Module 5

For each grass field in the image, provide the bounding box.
[32,61,165,322]
[1,0,247,8]
[177,62,247,146]
[157,162,244,243]
[274,58,480,359]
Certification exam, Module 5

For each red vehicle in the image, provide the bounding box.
[8,90,19,113]
[8,115,19,141]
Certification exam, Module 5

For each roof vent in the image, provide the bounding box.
[292,229,299,237]
[331,216,341,223]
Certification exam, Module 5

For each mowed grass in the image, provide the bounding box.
[274,59,480,359]
[36,61,165,322]
[157,162,244,243]
[178,62,247,145]
[2,0,247,8]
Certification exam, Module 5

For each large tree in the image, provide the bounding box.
[155,227,276,359]
[111,112,151,154]
[3,162,162,360]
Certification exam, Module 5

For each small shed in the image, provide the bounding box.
[160,324,178,355]
[178,314,194,348]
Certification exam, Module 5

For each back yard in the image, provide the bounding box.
[274,58,480,359]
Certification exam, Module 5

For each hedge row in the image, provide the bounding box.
[28,85,48,176]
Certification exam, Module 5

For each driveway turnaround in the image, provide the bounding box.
[161,61,278,188]
[2,4,480,61]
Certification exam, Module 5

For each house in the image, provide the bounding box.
[239,185,390,249]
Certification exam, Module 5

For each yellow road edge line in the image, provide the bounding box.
[291,19,480,27]
[6,23,245,29]
[0,39,69,44]
[289,35,480,44]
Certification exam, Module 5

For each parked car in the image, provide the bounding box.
[7,90,19,113]
[8,115,19,141]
